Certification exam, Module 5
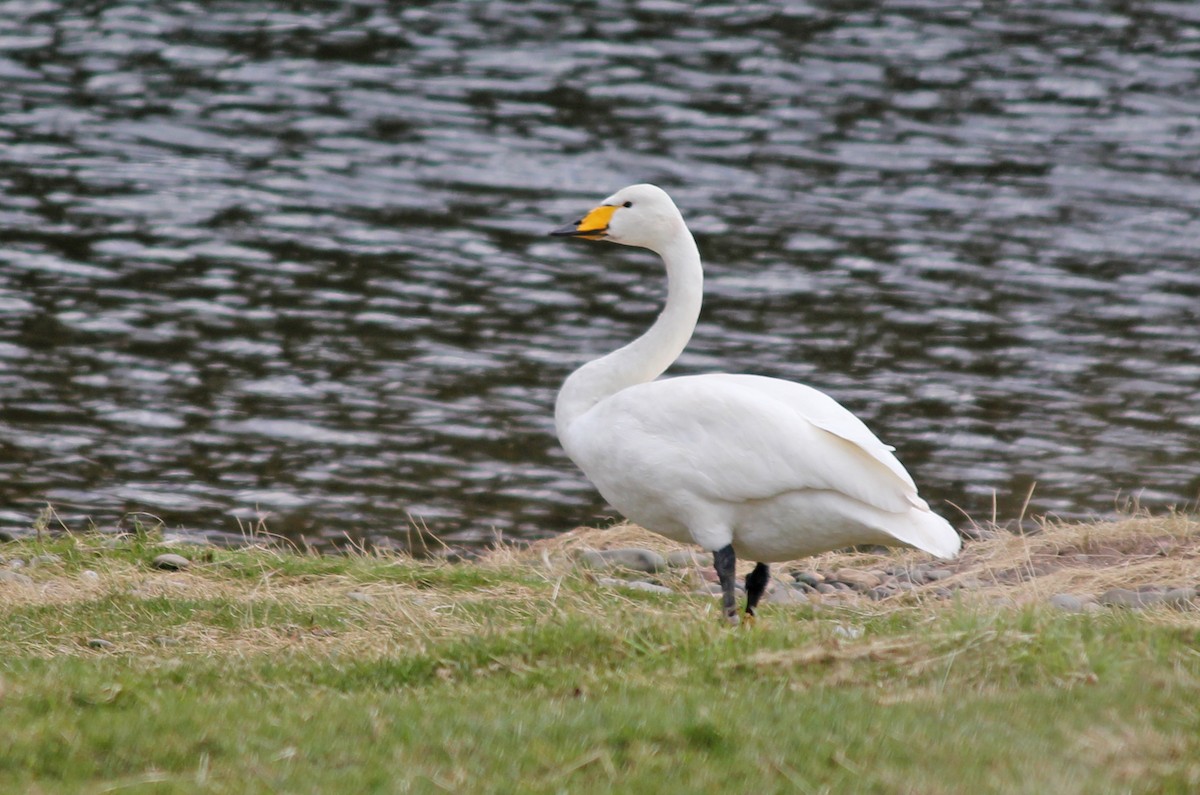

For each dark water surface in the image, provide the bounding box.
[2,1,1198,549]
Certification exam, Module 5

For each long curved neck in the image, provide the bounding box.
[556,228,703,437]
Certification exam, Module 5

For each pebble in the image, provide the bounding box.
[762,586,809,606]
[923,568,954,582]
[833,569,881,590]
[0,570,33,586]
[666,549,712,568]
[154,636,180,647]
[792,570,824,587]
[579,548,667,573]
[1048,593,1089,613]
[597,577,674,595]
[1162,587,1198,609]
[959,525,999,541]
[815,583,838,595]
[347,591,373,603]
[8,558,26,569]
[1095,586,1197,611]
[868,586,895,601]
[1099,588,1159,609]
[80,570,100,582]
[30,554,63,567]
[87,638,115,650]
[151,553,192,571]
[832,624,864,640]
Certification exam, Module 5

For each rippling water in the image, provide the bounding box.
[1,1,1198,548]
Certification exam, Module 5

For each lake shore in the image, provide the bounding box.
[2,513,1198,793]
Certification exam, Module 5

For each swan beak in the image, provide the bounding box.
[550,204,616,240]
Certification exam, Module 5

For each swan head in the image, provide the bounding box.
[551,184,686,252]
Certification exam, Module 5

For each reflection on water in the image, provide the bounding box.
[1,1,1198,548]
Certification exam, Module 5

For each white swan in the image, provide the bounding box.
[551,184,960,623]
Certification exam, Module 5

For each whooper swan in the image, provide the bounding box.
[551,184,960,623]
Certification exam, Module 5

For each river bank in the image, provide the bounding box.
[2,513,1198,792]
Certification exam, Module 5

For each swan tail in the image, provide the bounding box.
[887,507,962,559]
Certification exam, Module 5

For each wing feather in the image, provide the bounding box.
[565,374,923,516]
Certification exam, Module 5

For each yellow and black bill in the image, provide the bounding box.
[550,204,616,239]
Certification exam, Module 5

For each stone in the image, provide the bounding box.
[832,624,864,640]
[666,549,712,569]
[1099,588,1161,609]
[80,570,100,582]
[87,638,115,650]
[763,586,809,606]
[833,569,881,590]
[792,570,824,587]
[923,568,954,582]
[347,591,373,603]
[597,577,673,595]
[816,583,838,595]
[151,553,191,571]
[578,548,667,573]
[868,586,896,601]
[959,525,999,541]
[0,570,33,586]
[1049,593,1088,612]
[30,554,63,567]
[1161,588,1198,609]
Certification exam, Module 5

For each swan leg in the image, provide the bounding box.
[745,562,770,617]
[714,544,739,625]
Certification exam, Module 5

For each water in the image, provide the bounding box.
[1,1,1198,549]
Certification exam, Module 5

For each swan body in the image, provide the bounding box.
[551,184,960,621]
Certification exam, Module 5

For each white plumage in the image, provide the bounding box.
[551,184,960,622]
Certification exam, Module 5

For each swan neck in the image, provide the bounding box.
[556,229,703,436]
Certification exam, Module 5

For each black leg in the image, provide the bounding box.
[745,562,770,617]
[713,544,739,625]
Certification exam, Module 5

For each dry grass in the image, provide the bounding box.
[1076,720,1200,789]
[1,511,1197,662]
[533,511,1200,611]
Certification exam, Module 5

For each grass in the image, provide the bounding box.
[0,514,1198,793]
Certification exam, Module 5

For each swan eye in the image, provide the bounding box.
[622,201,633,208]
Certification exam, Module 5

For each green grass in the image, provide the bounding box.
[1,525,1198,794]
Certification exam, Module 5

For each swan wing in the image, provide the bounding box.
[568,374,924,515]
[716,374,920,493]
